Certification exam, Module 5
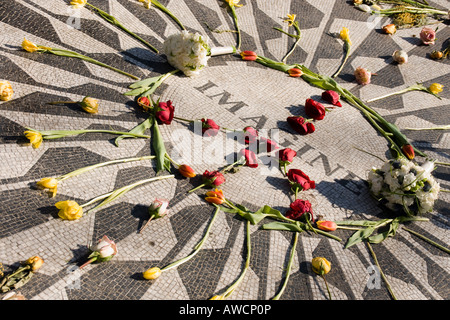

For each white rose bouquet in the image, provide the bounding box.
[368,158,440,215]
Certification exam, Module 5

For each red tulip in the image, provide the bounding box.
[205,189,225,205]
[316,220,337,231]
[137,96,151,111]
[179,164,196,178]
[240,148,258,168]
[322,90,342,107]
[201,118,220,137]
[287,168,316,191]
[305,98,326,121]
[402,144,415,160]
[202,170,226,187]
[240,50,258,61]
[287,116,315,135]
[155,100,174,125]
[288,68,303,77]
[278,148,297,165]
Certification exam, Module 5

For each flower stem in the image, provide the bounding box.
[366,241,397,300]
[281,22,302,64]
[151,0,186,30]
[79,257,97,269]
[160,206,220,272]
[228,4,241,51]
[402,227,450,254]
[173,116,195,123]
[332,41,351,78]
[188,183,206,193]
[38,129,150,139]
[272,232,298,300]
[404,125,450,131]
[138,216,154,234]
[321,275,332,300]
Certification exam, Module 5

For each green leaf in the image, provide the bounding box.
[152,118,171,173]
[344,227,376,249]
[128,75,163,89]
[123,86,151,97]
[114,116,153,147]
[261,221,304,233]
[335,220,386,227]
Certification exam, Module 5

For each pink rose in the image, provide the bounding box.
[419,27,436,45]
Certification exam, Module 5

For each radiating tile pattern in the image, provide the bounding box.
[0,0,449,300]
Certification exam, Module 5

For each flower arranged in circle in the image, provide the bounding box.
[305,98,326,121]
[393,50,408,64]
[205,189,225,205]
[322,90,342,107]
[201,118,221,137]
[285,199,313,221]
[401,144,415,160]
[37,177,58,198]
[278,148,297,167]
[55,200,84,220]
[240,148,258,168]
[24,130,43,149]
[259,137,278,152]
[287,116,315,135]
[155,100,175,125]
[287,168,316,192]
[240,50,257,61]
[179,164,196,178]
[0,80,14,101]
[80,235,118,268]
[428,83,443,95]
[419,26,436,45]
[202,170,226,188]
[79,96,99,114]
[149,199,169,220]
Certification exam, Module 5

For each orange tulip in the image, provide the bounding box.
[288,68,303,77]
[401,144,415,160]
[179,164,196,178]
[316,220,337,232]
[240,51,257,61]
[205,189,225,205]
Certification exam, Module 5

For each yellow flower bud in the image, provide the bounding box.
[143,267,162,280]
[24,256,44,272]
[0,80,14,101]
[21,38,39,53]
[80,96,99,114]
[428,83,443,95]
[339,27,352,46]
[70,0,87,9]
[311,257,331,276]
[24,130,43,149]
[37,177,58,197]
[55,200,83,220]
[284,14,297,27]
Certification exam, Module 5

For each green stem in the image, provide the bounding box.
[402,227,450,254]
[222,220,251,299]
[188,183,206,193]
[161,206,220,272]
[272,232,298,300]
[321,275,332,300]
[228,4,241,51]
[38,129,150,139]
[173,116,195,123]
[281,23,302,64]
[366,242,397,300]
[151,0,186,30]
[332,41,351,78]
[164,153,180,167]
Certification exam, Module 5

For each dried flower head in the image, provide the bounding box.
[0,80,14,101]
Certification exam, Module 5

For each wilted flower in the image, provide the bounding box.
[21,38,39,53]
[284,14,297,27]
[382,24,397,35]
[201,118,220,137]
[179,164,196,178]
[205,189,225,205]
[354,67,372,85]
[312,257,331,275]
[143,267,162,280]
[24,256,44,272]
[240,50,258,61]
[0,80,14,101]
[2,291,26,300]
[419,27,436,45]
[79,96,99,114]
[155,100,175,125]
[55,200,84,220]
[225,0,243,8]
[430,50,443,60]
[392,50,408,64]
[36,177,58,197]
[288,67,302,77]
[210,295,225,300]
[70,0,87,9]
[322,90,342,107]
[137,96,151,111]
[287,168,316,192]
[287,116,315,135]
[316,220,337,232]
[428,83,443,95]
[339,27,352,46]
[24,130,43,149]
[401,144,415,160]
[305,98,326,121]
[202,170,226,187]
[285,199,313,221]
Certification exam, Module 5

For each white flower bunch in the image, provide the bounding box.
[368,158,440,215]
[163,30,211,77]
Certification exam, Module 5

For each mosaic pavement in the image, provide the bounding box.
[0,0,449,301]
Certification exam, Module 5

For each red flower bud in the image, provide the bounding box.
[321,90,342,107]
[155,100,174,125]
[240,148,258,168]
[285,199,313,221]
[288,68,303,77]
[240,51,257,61]
[259,137,278,152]
[287,116,315,135]
[201,118,220,137]
[278,148,297,165]
[137,96,151,111]
[316,220,337,231]
[202,170,226,187]
[179,164,196,178]
[305,98,326,121]
[287,168,316,191]
[402,144,415,160]
[243,126,259,144]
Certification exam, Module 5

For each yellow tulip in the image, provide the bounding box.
[138,0,151,9]
[226,0,243,7]
[429,83,443,95]
[55,200,84,220]
[21,38,39,53]
[339,27,352,46]
[0,80,14,101]
[70,0,87,9]
[80,96,99,114]
[24,130,43,149]
[37,177,58,197]
[284,14,297,27]
[311,257,331,276]
[143,267,162,280]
